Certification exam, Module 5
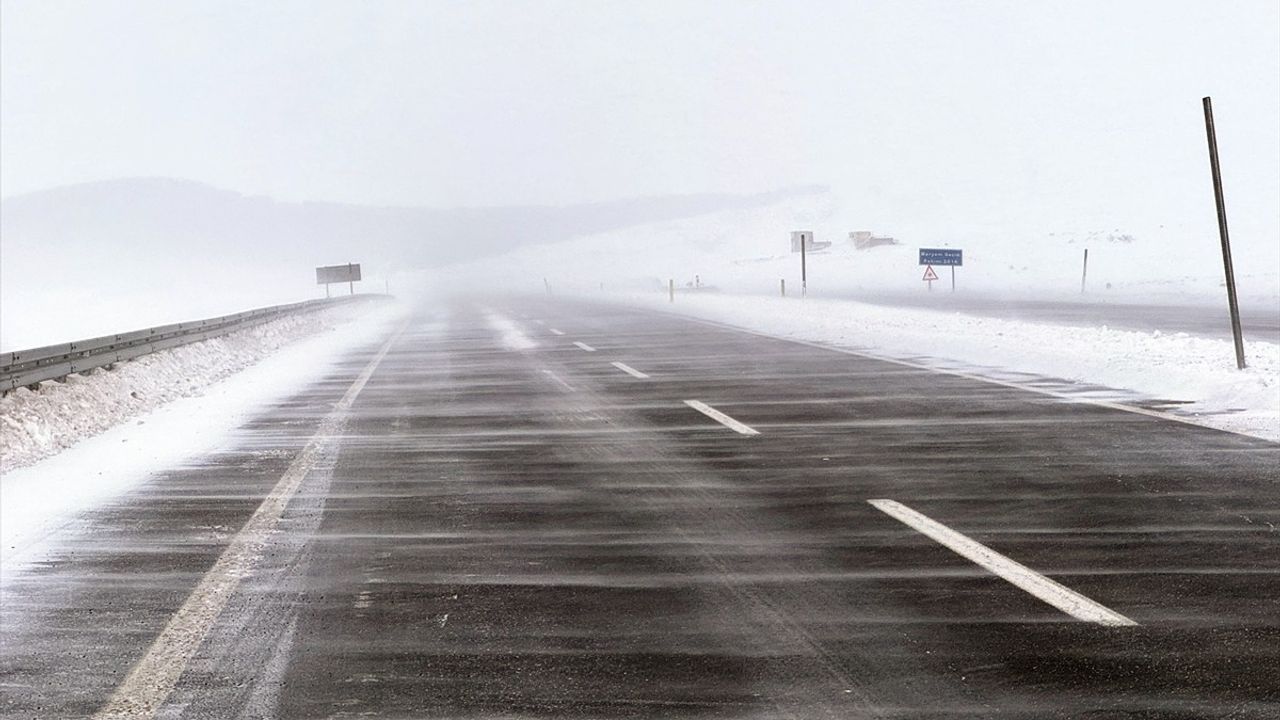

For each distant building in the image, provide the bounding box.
[850,230,898,250]
[790,231,831,253]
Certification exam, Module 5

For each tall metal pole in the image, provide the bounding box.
[1080,248,1089,295]
[800,235,807,297]
[1202,96,1247,369]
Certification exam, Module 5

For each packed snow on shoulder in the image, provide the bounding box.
[0,300,397,473]
[1,300,406,567]
[614,291,1280,442]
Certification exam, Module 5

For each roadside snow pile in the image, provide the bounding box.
[614,292,1280,442]
[1,302,407,568]
[0,301,387,472]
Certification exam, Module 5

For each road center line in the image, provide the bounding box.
[573,341,596,352]
[611,362,650,379]
[683,400,760,436]
[93,326,406,719]
[549,328,565,336]
[867,499,1137,627]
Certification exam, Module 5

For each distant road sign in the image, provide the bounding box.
[922,265,939,282]
[919,248,962,266]
[316,263,362,284]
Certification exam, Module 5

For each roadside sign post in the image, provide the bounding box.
[1081,248,1089,294]
[922,264,939,291]
[790,231,816,297]
[800,235,807,297]
[918,248,961,292]
[1202,96,1247,369]
[316,263,362,297]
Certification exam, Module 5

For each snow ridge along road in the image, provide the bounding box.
[92,324,404,720]
[604,292,1280,443]
[0,301,391,473]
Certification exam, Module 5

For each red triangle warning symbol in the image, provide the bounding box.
[922,265,939,281]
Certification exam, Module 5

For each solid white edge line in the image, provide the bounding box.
[94,324,407,719]
[661,311,1275,444]
[868,499,1137,627]
[683,400,760,436]
[573,341,597,352]
[549,328,565,336]
[611,361,650,379]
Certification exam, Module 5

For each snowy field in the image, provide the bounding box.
[426,191,1280,307]
[0,301,405,568]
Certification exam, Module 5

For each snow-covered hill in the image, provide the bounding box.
[436,190,1280,304]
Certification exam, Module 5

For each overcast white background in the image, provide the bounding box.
[3,0,1276,236]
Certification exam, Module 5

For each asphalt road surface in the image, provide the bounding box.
[3,299,1278,719]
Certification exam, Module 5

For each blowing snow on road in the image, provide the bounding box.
[3,1,1279,717]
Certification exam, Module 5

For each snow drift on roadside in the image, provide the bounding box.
[617,292,1280,442]
[1,300,406,567]
[0,300,395,473]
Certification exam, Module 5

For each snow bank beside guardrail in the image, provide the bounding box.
[612,292,1280,442]
[0,298,394,472]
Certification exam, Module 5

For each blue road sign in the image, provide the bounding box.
[919,248,962,266]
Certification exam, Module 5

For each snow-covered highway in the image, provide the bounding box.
[2,299,1277,718]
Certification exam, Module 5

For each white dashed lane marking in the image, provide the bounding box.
[868,499,1137,627]
[683,400,760,436]
[573,342,597,352]
[611,362,650,379]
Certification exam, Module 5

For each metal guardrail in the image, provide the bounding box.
[1,295,379,392]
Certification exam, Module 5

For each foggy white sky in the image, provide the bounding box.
[3,0,1278,234]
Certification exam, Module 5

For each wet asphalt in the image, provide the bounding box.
[2,298,1278,719]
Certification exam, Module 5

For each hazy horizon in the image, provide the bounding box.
[0,174,828,210]
[3,0,1278,350]
[4,0,1277,245]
